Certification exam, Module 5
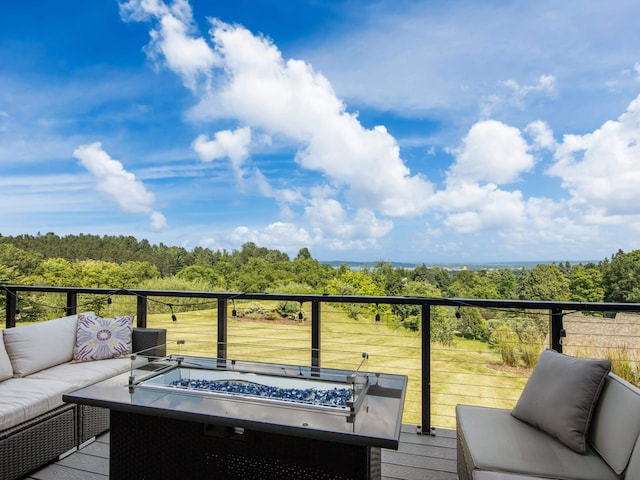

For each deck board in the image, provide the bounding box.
[26,427,457,480]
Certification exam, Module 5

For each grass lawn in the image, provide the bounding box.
[146,304,530,429]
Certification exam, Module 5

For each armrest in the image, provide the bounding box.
[132,328,167,358]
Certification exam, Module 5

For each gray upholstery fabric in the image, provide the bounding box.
[473,472,549,480]
[511,349,610,453]
[625,435,640,480]
[588,374,640,474]
[456,405,619,480]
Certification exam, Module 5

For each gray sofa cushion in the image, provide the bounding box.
[457,405,619,480]
[511,349,610,453]
[588,374,640,475]
[473,472,549,480]
[625,435,640,480]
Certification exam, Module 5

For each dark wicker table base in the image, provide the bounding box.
[110,410,381,480]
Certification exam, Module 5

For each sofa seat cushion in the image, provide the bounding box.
[0,331,13,381]
[456,405,619,480]
[3,313,92,377]
[0,377,72,431]
[28,356,145,389]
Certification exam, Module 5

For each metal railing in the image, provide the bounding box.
[3,284,640,432]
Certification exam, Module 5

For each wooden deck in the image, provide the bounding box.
[25,425,458,480]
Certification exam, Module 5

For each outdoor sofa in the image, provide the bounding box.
[0,312,166,480]
[457,349,640,480]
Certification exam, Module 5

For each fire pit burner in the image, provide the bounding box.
[169,378,352,406]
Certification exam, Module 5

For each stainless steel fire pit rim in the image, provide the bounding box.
[133,354,377,384]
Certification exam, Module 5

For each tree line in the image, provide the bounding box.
[1,233,639,368]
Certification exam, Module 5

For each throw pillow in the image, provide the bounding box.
[511,349,611,454]
[74,314,133,362]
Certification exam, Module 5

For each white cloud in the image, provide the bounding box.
[481,75,557,118]
[200,20,434,217]
[436,182,527,233]
[304,198,393,239]
[447,120,536,185]
[526,120,556,150]
[548,93,640,217]
[120,0,218,92]
[230,222,312,251]
[125,5,433,219]
[73,142,168,230]
[192,126,252,180]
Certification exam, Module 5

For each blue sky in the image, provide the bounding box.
[1,0,640,263]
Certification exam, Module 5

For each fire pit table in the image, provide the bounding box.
[63,354,407,480]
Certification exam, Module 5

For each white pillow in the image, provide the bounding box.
[3,312,93,377]
[0,331,14,381]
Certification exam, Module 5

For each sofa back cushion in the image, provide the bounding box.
[3,313,92,377]
[589,373,640,475]
[0,331,13,381]
[511,349,611,454]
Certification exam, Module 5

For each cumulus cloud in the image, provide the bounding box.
[526,120,556,150]
[432,120,546,235]
[230,222,312,251]
[447,120,535,185]
[122,2,432,215]
[548,93,640,218]
[196,20,434,217]
[73,142,167,230]
[120,0,434,252]
[304,198,393,239]
[120,0,218,92]
[192,126,252,180]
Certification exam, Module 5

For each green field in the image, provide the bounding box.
[146,304,530,428]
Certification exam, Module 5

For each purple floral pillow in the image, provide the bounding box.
[74,314,133,362]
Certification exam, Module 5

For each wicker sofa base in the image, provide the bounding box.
[0,403,76,480]
[79,404,110,445]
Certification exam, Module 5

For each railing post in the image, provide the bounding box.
[136,295,148,328]
[5,288,16,328]
[550,307,564,353]
[421,303,432,434]
[66,292,77,316]
[218,298,228,360]
[311,301,321,369]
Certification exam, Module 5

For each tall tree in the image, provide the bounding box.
[519,264,570,301]
[602,249,640,302]
[570,265,604,303]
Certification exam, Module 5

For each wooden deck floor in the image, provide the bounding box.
[25,425,458,480]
